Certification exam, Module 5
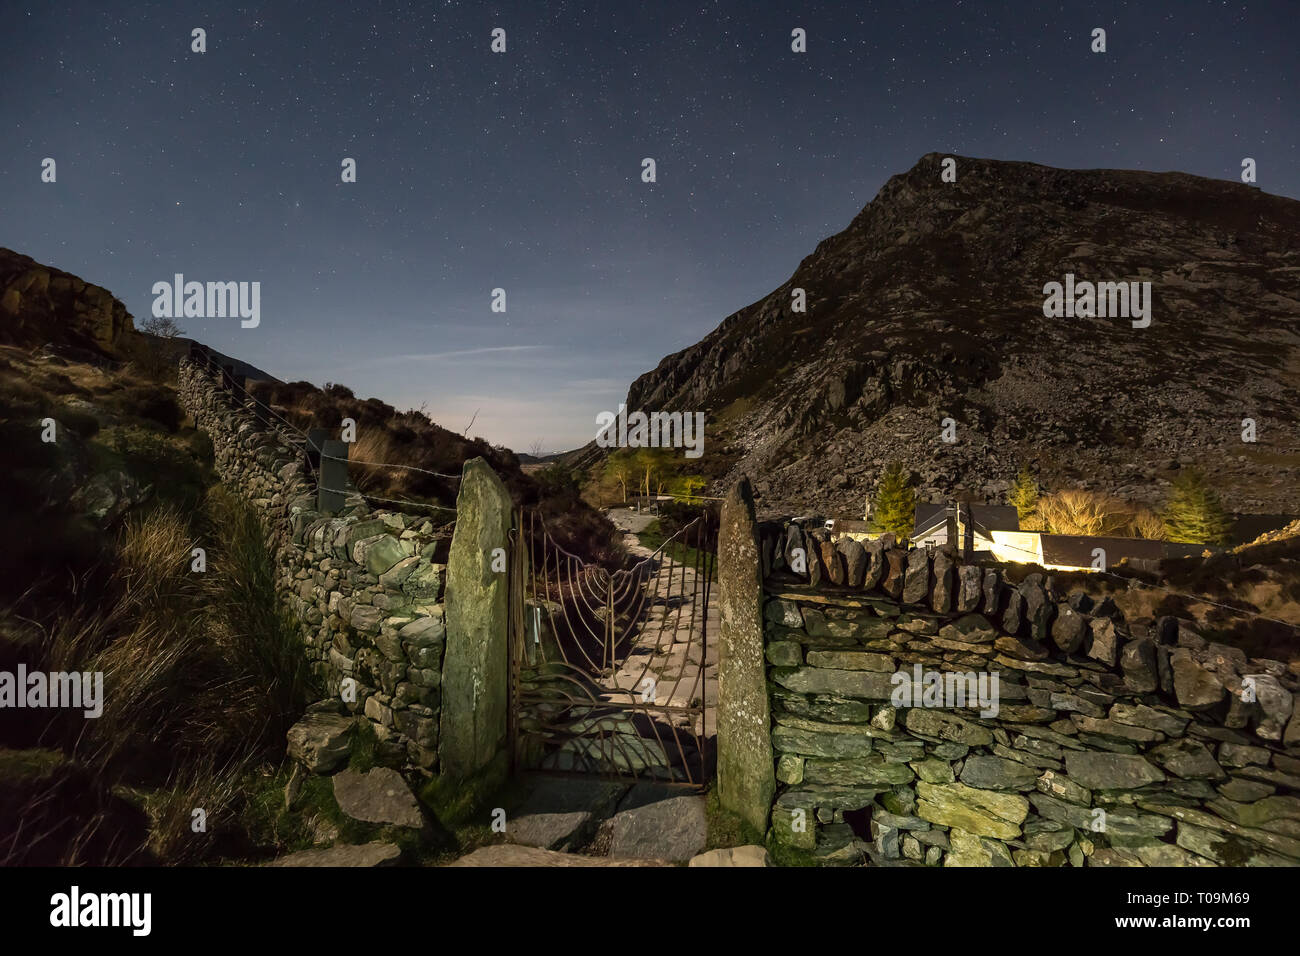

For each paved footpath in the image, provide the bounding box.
[604,508,719,743]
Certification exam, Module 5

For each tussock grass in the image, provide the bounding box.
[7,488,318,863]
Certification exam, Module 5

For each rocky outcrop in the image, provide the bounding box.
[0,248,134,353]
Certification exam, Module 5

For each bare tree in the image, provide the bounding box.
[134,316,186,380]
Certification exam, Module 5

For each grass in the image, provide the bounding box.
[5,484,321,864]
[636,519,715,576]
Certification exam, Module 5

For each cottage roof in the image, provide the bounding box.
[913,502,1020,536]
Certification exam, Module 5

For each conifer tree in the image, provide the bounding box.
[1161,468,1231,544]
[870,460,915,542]
[1009,464,1040,529]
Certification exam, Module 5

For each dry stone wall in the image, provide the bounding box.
[178,360,449,771]
[751,518,1300,866]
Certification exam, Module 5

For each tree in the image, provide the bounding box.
[1009,465,1040,529]
[1038,489,1131,537]
[140,316,184,339]
[633,447,672,504]
[1161,469,1231,544]
[603,449,633,504]
[134,316,186,380]
[869,461,915,542]
[671,475,707,504]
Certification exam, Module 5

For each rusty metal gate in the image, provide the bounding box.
[507,509,716,785]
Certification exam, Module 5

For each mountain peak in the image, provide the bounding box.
[623,156,1300,518]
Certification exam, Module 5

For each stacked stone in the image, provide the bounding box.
[177,360,450,771]
[759,519,1300,867]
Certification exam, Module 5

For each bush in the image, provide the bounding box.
[1038,489,1132,537]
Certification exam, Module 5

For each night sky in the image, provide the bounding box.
[3,1,1296,452]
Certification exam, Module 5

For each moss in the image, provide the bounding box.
[418,751,513,825]
[347,720,379,773]
[766,831,823,867]
[413,756,534,863]
[704,785,764,850]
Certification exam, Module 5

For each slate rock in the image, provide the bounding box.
[1063,752,1164,791]
[286,710,357,774]
[903,550,931,604]
[332,767,426,830]
[837,538,867,587]
[607,794,707,862]
[266,842,402,867]
[957,565,983,613]
[1171,649,1226,710]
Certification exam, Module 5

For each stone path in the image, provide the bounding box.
[605,508,719,745]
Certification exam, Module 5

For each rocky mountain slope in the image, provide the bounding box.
[620,154,1300,519]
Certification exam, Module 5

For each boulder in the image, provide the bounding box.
[286,708,357,774]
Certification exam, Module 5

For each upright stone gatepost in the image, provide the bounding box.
[717,477,775,836]
[439,456,512,785]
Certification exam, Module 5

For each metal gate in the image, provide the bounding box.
[507,509,716,785]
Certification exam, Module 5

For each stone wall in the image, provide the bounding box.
[732,511,1300,866]
[178,360,451,771]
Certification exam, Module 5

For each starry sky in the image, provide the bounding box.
[2,1,1296,452]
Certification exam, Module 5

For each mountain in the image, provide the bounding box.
[619,154,1300,518]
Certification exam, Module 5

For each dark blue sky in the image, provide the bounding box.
[3,1,1296,451]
